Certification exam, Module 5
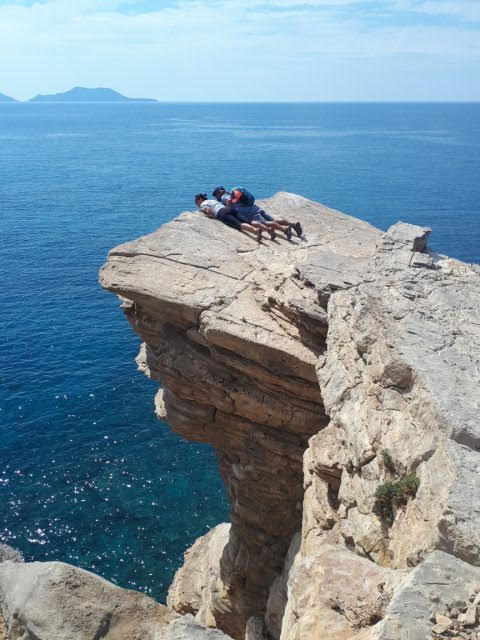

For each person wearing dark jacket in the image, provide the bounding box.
[194,193,264,242]
[212,186,303,240]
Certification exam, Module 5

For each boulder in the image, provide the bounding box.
[372,551,480,639]
[0,545,23,565]
[168,614,234,639]
[168,523,230,626]
[0,561,174,640]
[279,545,400,640]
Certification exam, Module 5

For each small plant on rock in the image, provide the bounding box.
[373,482,397,527]
[381,449,396,474]
[394,473,420,501]
[373,451,420,528]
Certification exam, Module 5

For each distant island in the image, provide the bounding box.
[0,92,17,103]
[28,87,157,103]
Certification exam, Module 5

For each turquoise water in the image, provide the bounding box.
[1,103,479,600]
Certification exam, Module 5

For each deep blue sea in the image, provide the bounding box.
[1,103,479,601]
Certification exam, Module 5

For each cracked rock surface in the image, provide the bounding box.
[100,193,480,640]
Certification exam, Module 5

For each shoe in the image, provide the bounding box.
[293,221,303,237]
[269,229,277,240]
[285,226,293,241]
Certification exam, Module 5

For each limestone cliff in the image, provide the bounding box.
[99,193,480,640]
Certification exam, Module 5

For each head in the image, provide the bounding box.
[194,193,208,207]
[212,186,226,201]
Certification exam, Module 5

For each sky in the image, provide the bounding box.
[0,0,479,101]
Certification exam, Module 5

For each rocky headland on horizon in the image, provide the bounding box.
[0,87,158,103]
[0,92,17,103]
[1,193,480,640]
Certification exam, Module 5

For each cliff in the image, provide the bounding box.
[100,192,480,639]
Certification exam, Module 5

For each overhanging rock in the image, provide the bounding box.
[100,193,480,640]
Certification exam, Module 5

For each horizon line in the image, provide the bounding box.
[2,99,480,104]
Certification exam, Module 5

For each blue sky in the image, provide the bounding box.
[1,0,479,100]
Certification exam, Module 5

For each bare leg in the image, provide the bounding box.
[217,210,263,242]
[250,220,274,240]
[251,220,276,239]
[250,221,269,232]
[241,222,263,242]
[263,220,292,240]
[265,221,286,232]
[275,217,294,226]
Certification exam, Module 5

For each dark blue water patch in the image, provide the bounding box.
[0,102,479,601]
[0,364,227,598]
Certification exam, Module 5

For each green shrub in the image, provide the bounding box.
[381,449,396,474]
[373,481,397,527]
[373,455,420,528]
[394,473,420,500]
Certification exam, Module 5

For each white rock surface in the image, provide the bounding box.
[0,561,174,640]
[168,523,230,627]
[371,551,480,640]
[279,545,401,640]
[168,614,234,639]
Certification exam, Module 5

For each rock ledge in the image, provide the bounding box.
[99,193,480,640]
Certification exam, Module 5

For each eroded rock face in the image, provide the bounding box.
[371,551,480,640]
[0,561,175,640]
[310,222,480,568]
[101,193,380,638]
[287,222,480,638]
[167,523,231,626]
[280,545,402,640]
[100,194,480,640]
[168,613,234,639]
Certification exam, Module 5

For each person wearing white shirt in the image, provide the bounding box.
[212,186,303,240]
[194,193,264,243]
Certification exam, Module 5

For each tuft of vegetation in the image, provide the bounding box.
[381,449,396,474]
[373,450,420,527]
[394,473,420,499]
[373,481,397,527]
[373,473,420,527]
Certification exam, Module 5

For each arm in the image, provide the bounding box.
[221,194,234,209]
[200,206,216,219]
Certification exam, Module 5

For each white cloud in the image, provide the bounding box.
[0,0,479,100]
[415,0,480,22]
[387,0,480,22]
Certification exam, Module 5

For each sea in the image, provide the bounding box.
[1,102,479,601]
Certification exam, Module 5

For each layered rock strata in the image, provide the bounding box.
[100,193,480,640]
[100,193,379,636]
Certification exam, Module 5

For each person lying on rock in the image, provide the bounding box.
[212,186,303,241]
[199,189,278,241]
[194,193,264,243]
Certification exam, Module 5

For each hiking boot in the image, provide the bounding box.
[293,221,303,237]
[285,226,293,241]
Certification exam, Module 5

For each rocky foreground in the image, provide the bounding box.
[1,193,479,639]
